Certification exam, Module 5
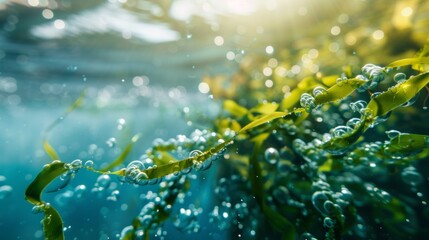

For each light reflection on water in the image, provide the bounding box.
[0,1,236,239]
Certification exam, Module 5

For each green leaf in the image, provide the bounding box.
[249,140,264,207]
[281,88,303,111]
[249,102,279,114]
[43,140,60,161]
[318,158,333,172]
[66,89,86,113]
[387,133,429,156]
[25,161,68,205]
[314,78,366,105]
[386,57,429,68]
[101,134,141,172]
[366,72,429,117]
[25,161,67,240]
[239,112,286,134]
[224,100,248,118]
[263,205,295,240]
[249,139,295,240]
[45,90,86,133]
[43,205,64,240]
[281,76,320,110]
[139,139,230,179]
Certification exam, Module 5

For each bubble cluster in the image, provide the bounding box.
[210,176,253,232]
[329,125,353,138]
[356,64,385,92]
[300,93,316,112]
[122,160,150,186]
[119,175,188,237]
[173,205,202,233]
[350,100,367,113]
[310,180,354,227]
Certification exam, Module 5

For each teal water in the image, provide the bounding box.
[0,1,234,239]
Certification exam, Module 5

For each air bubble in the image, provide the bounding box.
[32,205,44,214]
[95,175,111,190]
[84,160,94,168]
[264,147,280,165]
[386,130,401,139]
[312,86,327,97]
[323,217,334,228]
[371,92,381,99]
[189,149,203,158]
[106,137,116,148]
[330,125,353,138]
[107,190,120,201]
[346,118,361,129]
[173,207,201,233]
[127,160,146,170]
[350,100,367,113]
[68,159,82,171]
[120,226,134,239]
[117,118,126,130]
[312,191,329,215]
[74,185,86,198]
[401,167,423,186]
[0,185,12,199]
[393,72,406,83]
[300,93,316,112]
[362,64,385,82]
[136,172,149,186]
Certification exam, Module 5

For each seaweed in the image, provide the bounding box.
[24,44,429,240]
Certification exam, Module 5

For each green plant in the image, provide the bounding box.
[25,49,429,240]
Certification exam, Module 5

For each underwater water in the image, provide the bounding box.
[1,0,429,240]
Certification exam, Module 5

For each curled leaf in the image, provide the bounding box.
[25,161,68,205]
[25,160,67,240]
[367,72,429,117]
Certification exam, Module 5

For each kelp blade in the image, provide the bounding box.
[387,133,429,156]
[239,112,286,133]
[367,72,429,117]
[43,206,65,240]
[25,160,67,240]
[223,100,248,118]
[386,57,429,68]
[25,161,67,205]
[43,140,60,161]
[314,78,366,105]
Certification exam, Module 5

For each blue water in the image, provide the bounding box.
[0,1,240,239]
